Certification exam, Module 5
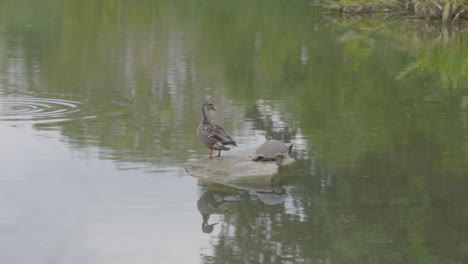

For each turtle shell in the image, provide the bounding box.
[254,140,289,160]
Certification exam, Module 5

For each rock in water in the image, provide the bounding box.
[185,148,295,187]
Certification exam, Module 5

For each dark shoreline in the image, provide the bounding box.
[318,1,468,23]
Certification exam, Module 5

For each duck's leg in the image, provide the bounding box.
[217,150,222,157]
[204,149,213,160]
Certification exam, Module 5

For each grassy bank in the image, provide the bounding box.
[321,0,468,22]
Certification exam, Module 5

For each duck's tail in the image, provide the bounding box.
[222,140,237,146]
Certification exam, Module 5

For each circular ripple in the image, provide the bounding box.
[0,97,81,121]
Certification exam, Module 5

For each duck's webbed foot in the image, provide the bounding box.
[203,149,214,160]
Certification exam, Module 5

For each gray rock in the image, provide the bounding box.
[186,148,295,189]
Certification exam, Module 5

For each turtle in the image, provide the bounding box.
[252,139,293,168]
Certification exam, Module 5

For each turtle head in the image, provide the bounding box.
[288,144,293,154]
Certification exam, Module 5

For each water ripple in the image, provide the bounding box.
[0,97,81,122]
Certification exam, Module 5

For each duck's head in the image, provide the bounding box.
[203,102,216,111]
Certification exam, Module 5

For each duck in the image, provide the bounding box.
[197,102,237,159]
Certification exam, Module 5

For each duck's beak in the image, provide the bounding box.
[212,106,217,111]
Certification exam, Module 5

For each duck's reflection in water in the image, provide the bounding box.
[197,191,240,233]
[196,176,294,233]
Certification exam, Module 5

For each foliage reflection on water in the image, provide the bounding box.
[0,0,467,263]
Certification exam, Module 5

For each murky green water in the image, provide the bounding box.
[1,0,467,263]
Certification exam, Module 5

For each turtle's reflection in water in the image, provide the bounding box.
[255,186,287,205]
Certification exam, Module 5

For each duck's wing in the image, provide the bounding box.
[211,124,237,146]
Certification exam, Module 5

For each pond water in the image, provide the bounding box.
[1,0,467,263]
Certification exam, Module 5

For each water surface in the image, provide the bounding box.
[1,0,467,263]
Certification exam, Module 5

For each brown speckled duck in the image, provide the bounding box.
[197,102,237,159]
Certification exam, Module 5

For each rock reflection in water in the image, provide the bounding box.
[196,174,294,234]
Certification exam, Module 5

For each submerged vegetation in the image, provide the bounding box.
[322,0,468,22]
